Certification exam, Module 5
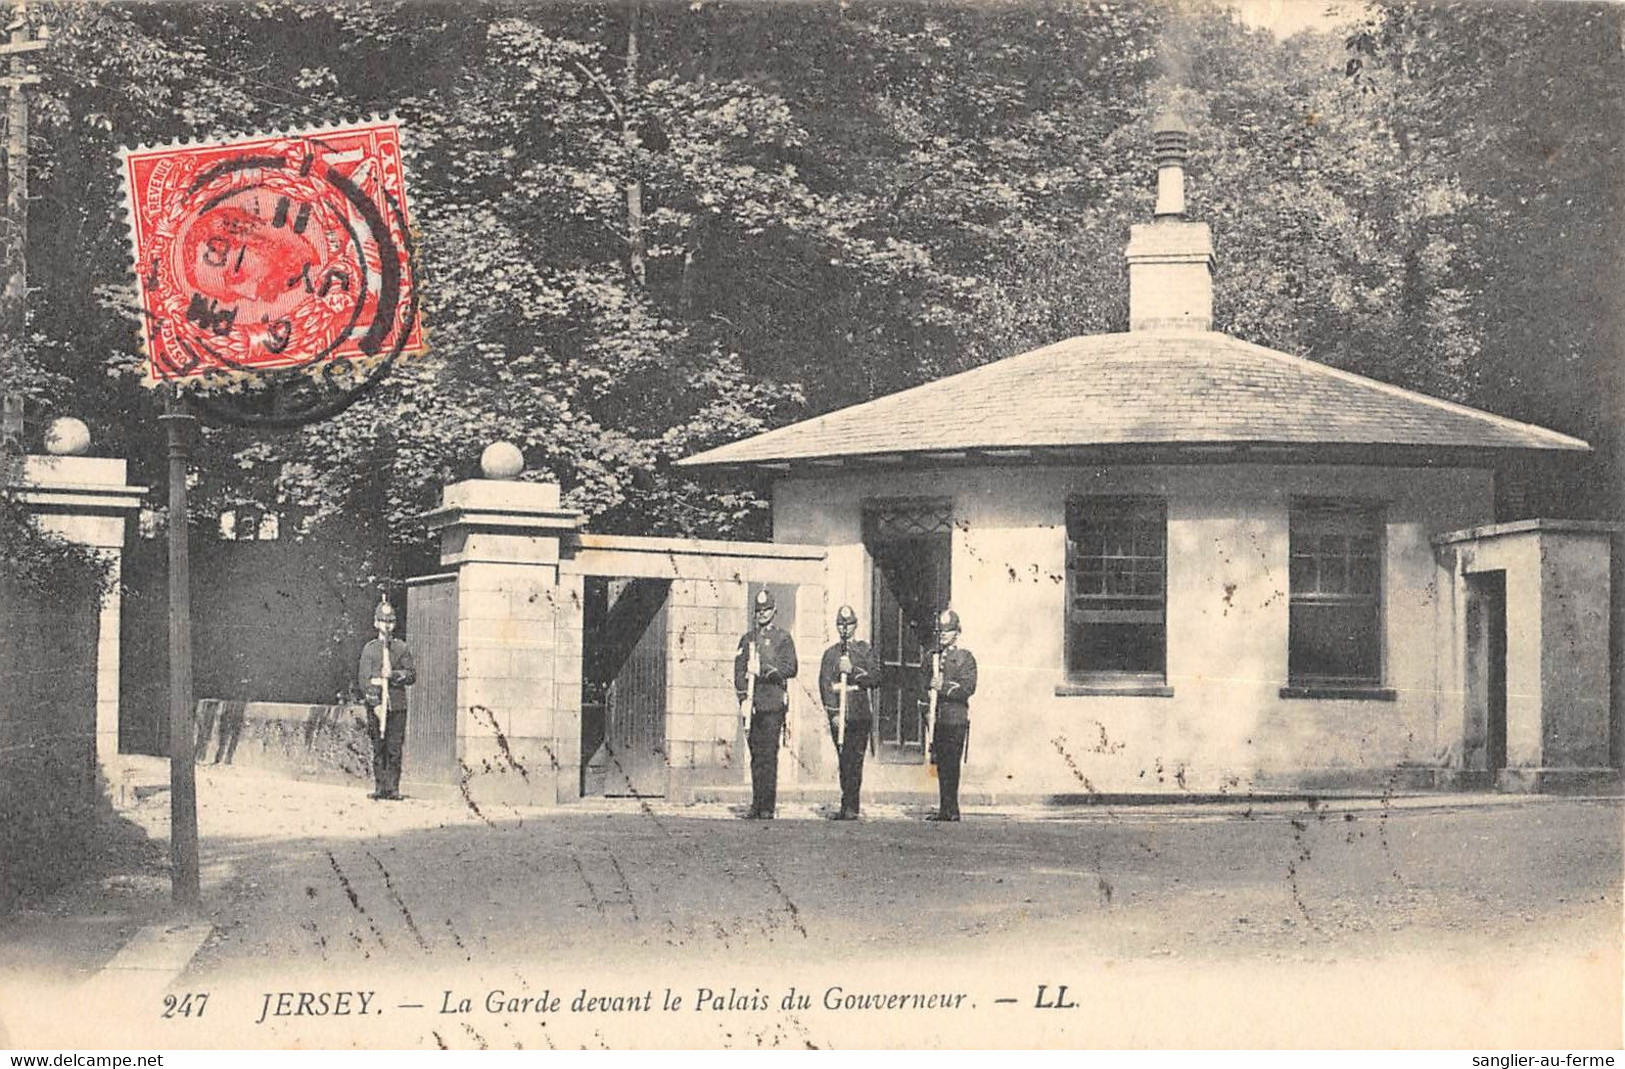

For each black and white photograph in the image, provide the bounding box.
[0,0,1620,1052]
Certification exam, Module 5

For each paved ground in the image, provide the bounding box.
[2,761,1620,1049]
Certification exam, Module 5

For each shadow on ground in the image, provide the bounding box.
[0,801,170,980]
[164,770,1623,980]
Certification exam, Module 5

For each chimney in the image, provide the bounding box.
[1125,112,1214,332]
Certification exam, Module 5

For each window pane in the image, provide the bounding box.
[1351,556,1380,596]
[1070,622,1165,675]
[901,616,922,663]
[877,606,900,662]
[1321,556,1347,593]
[1289,601,1380,682]
[1290,553,1315,592]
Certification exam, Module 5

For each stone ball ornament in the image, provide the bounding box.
[44,417,91,456]
[480,441,525,480]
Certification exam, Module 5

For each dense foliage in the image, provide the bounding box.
[0,460,112,600]
[7,0,1620,581]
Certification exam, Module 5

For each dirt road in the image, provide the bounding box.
[4,764,1619,1048]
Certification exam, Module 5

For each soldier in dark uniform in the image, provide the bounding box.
[818,605,879,821]
[733,589,799,819]
[358,596,416,800]
[927,608,977,822]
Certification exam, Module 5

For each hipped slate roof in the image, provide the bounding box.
[678,331,1588,469]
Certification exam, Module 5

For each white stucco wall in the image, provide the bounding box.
[1540,533,1613,767]
[773,462,1494,795]
[1443,525,1615,774]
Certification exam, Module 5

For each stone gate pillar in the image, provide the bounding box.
[14,452,145,784]
[423,475,584,805]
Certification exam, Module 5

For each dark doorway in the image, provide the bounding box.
[1465,570,1507,783]
[865,502,952,765]
[581,577,672,797]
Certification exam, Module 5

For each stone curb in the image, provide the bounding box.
[76,920,213,999]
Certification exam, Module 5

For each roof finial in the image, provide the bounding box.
[1151,111,1191,219]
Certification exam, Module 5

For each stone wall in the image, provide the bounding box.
[454,561,573,804]
[663,578,749,777]
[565,533,828,800]
[399,480,827,804]
[0,575,101,909]
[191,698,372,786]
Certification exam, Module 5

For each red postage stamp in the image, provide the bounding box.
[120,120,425,384]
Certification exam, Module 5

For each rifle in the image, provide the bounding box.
[779,641,789,750]
[740,636,758,734]
[372,624,393,787]
[379,636,392,724]
[926,648,940,766]
[835,639,849,752]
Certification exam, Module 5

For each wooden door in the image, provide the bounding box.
[583,578,672,797]
[403,576,458,781]
[1465,571,1508,779]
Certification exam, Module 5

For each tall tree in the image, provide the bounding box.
[1346,1,1625,517]
[9,0,1619,593]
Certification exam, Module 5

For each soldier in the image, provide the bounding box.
[818,605,879,820]
[358,596,416,800]
[926,608,977,822]
[733,589,798,819]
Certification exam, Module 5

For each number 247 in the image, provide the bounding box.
[162,993,208,1018]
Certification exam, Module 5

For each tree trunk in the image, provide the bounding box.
[624,0,646,289]
[679,216,707,317]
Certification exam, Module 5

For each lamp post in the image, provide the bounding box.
[160,390,200,909]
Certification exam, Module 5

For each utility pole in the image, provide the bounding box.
[0,0,41,452]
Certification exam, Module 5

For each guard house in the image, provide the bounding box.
[678,115,1618,798]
